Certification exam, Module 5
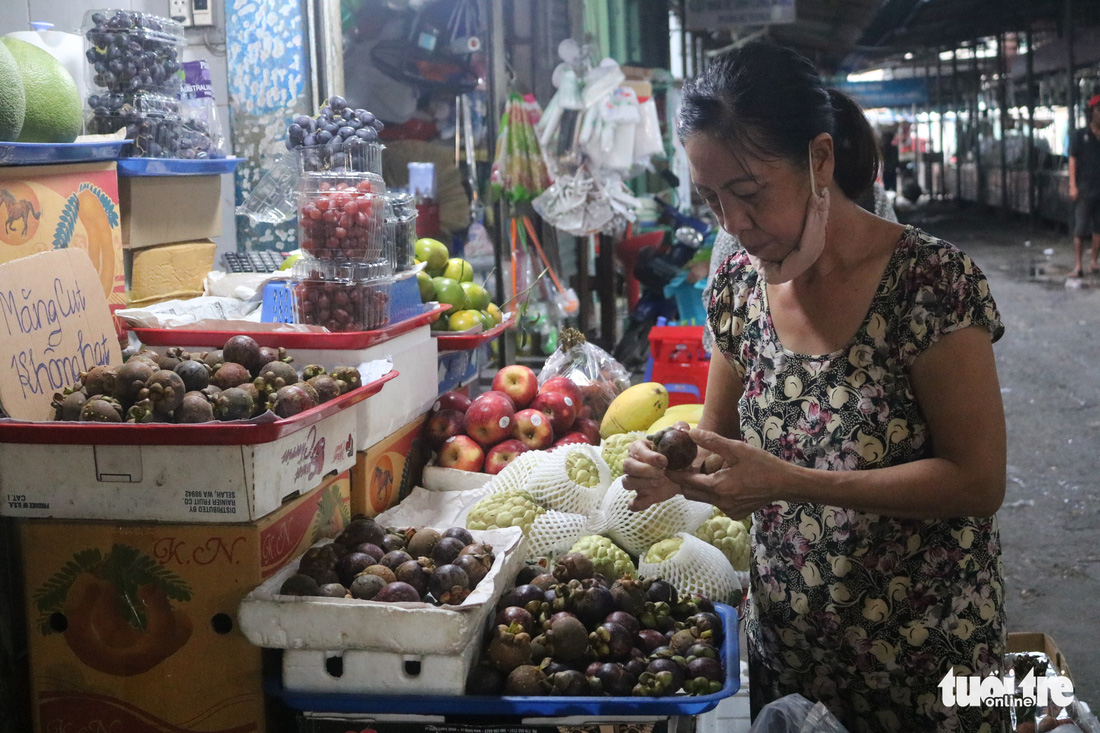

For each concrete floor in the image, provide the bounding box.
[898,201,1100,706]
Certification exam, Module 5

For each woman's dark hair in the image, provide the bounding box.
[678,41,880,201]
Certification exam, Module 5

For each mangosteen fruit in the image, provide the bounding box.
[255,361,300,395]
[222,335,264,376]
[554,552,595,583]
[544,614,590,664]
[211,362,252,390]
[317,583,350,598]
[645,578,677,605]
[176,392,215,423]
[213,387,254,421]
[395,560,432,598]
[200,384,222,401]
[268,384,315,418]
[686,611,724,645]
[488,628,533,672]
[330,366,362,394]
[300,381,320,406]
[636,629,666,654]
[589,621,634,659]
[571,585,615,629]
[441,526,474,545]
[379,550,414,571]
[114,360,155,406]
[547,669,593,696]
[353,543,384,562]
[306,374,341,403]
[428,564,470,605]
[495,606,537,636]
[361,565,396,584]
[405,527,442,559]
[381,533,407,553]
[593,662,636,696]
[373,581,421,603]
[81,397,123,422]
[647,427,697,471]
[279,573,320,596]
[465,664,505,696]
[258,345,292,366]
[498,584,544,612]
[336,552,377,587]
[139,370,186,415]
[80,365,118,397]
[302,364,327,381]
[202,350,225,370]
[340,518,386,549]
[55,389,87,421]
[504,665,546,696]
[349,573,386,600]
[605,610,641,638]
[453,554,490,588]
[430,536,466,566]
[174,360,210,392]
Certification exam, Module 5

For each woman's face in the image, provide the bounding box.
[685,133,814,263]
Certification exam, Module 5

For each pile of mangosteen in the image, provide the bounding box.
[51,334,364,424]
[467,552,725,698]
[279,516,496,606]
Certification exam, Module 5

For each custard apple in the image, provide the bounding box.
[466,490,546,533]
[601,431,645,480]
[569,535,635,580]
[694,515,750,571]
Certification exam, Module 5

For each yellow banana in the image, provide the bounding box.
[646,413,699,433]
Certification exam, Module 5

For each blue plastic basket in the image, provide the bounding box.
[664,275,708,326]
[261,280,294,323]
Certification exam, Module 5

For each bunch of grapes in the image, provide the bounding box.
[285,96,383,171]
[84,10,182,96]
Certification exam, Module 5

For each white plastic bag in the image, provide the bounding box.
[750,694,848,733]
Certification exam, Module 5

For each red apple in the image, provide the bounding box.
[483,389,516,411]
[484,439,527,475]
[529,390,576,435]
[437,435,485,472]
[554,432,589,448]
[432,391,472,414]
[492,365,539,410]
[539,376,583,408]
[512,408,555,450]
[572,417,601,446]
[424,408,466,449]
[465,392,516,447]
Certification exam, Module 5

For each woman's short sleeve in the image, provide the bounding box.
[902,239,1004,363]
[706,250,756,377]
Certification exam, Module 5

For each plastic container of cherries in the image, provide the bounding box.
[296,173,386,261]
[291,258,393,333]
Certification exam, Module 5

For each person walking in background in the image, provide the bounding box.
[1069,94,1100,277]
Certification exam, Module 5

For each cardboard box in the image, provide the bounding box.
[351,414,430,518]
[118,175,222,248]
[1007,631,1073,680]
[126,239,217,305]
[0,162,126,320]
[19,470,351,733]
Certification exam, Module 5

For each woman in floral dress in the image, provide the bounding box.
[624,42,1006,732]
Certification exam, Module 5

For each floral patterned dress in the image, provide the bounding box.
[707,227,1007,732]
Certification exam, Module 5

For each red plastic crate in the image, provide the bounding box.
[647,325,710,406]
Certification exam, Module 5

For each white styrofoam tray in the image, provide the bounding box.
[282,640,480,696]
[238,526,526,655]
[421,465,492,493]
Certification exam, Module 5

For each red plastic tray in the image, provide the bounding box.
[0,372,397,447]
[434,317,515,352]
[131,305,449,349]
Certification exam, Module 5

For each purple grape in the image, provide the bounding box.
[319,105,333,118]
[356,127,377,142]
[316,130,333,144]
[358,110,376,125]
[372,119,385,131]
[294,114,312,127]
[337,126,355,139]
[323,122,339,135]
[303,133,316,146]
[329,95,347,111]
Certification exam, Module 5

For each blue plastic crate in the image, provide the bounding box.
[261,280,294,323]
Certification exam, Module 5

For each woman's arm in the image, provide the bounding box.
[623,352,744,509]
[675,326,1007,519]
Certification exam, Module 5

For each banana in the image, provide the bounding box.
[665,403,703,417]
[600,382,669,439]
[646,413,698,433]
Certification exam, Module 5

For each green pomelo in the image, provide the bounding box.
[1,37,82,144]
[0,41,26,142]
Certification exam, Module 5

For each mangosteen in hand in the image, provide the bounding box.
[647,427,697,470]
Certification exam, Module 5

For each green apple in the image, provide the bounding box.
[432,276,467,311]
[449,309,483,332]
[417,271,435,302]
[416,238,449,276]
[443,257,474,282]
[459,281,490,311]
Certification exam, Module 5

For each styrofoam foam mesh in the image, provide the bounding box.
[525,444,611,516]
[637,532,741,606]
[526,510,591,561]
[483,450,547,496]
[595,477,713,557]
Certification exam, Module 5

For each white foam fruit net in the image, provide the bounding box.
[637,532,741,606]
[594,477,713,557]
[483,450,548,496]
[526,510,591,561]
[525,444,611,516]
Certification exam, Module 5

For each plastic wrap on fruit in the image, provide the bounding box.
[537,327,630,422]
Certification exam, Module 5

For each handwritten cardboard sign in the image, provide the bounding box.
[0,248,123,421]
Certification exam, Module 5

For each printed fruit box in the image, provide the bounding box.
[238,527,526,656]
[0,372,395,523]
[19,470,351,733]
